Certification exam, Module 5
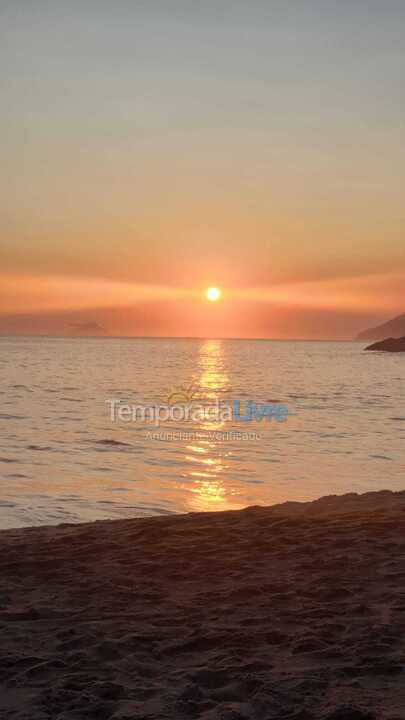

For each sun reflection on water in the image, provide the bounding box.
[197,339,230,401]
[180,340,242,512]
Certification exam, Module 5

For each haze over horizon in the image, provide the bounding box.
[1,1,404,339]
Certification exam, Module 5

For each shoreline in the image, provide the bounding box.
[2,488,404,535]
[1,490,405,719]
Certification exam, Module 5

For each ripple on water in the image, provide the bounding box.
[27,445,54,451]
[95,439,132,447]
[0,414,27,420]
[5,473,29,479]
[56,416,83,422]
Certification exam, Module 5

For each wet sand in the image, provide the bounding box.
[1,490,405,719]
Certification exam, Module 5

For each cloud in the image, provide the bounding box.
[0,273,194,315]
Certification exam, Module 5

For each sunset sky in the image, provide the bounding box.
[1,1,404,338]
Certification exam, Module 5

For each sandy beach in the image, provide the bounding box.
[1,490,405,719]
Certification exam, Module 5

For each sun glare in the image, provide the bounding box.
[206,286,221,302]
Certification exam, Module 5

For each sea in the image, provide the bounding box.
[0,336,404,529]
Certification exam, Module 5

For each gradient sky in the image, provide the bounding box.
[1,1,404,338]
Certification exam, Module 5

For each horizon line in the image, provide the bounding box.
[0,333,362,343]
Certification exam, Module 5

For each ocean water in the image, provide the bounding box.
[0,336,404,529]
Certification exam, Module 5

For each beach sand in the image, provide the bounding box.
[1,490,405,719]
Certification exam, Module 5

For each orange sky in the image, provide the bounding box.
[1,2,404,338]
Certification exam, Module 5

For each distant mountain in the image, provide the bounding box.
[365,336,405,352]
[356,313,405,341]
[68,321,105,335]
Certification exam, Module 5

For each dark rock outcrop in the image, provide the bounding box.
[365,336,405,352]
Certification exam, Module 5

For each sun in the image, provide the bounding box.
[205,286,221,302]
